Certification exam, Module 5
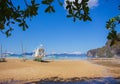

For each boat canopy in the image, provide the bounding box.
[33,47,45,58]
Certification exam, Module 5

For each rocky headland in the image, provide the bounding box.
[87,34,120,58]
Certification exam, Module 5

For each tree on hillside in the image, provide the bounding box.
[0,0,120,45]
[106,5,120,45]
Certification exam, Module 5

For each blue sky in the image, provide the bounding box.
[0,0,120,54]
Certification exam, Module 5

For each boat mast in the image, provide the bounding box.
[4,49,7,58]
[1,45,2,58]
[21,41,26,61]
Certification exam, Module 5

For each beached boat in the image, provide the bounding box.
[33,45,45,61]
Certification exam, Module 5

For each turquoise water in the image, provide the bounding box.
[7,55,90,60]
[43,55,89,60]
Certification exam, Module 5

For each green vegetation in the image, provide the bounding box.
[106,14,120,46]
[34,58,42,62]
[0,0,39,37]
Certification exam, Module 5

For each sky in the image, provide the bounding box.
[0,0,120,54]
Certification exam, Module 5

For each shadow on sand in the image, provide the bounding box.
[0,77,120,84]
[25,77,120,84]
[40,60,51,63]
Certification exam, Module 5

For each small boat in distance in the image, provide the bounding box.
[0,45,6,62]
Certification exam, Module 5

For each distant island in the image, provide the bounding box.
[5,52,86,57]
[87,34,120,58]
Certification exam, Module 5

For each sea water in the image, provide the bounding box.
[43,55,90,60]
[6,54,91,60]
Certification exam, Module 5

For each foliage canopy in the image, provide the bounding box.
[0,0,39,37]
[0,0,92,37]
[0,0,120,45]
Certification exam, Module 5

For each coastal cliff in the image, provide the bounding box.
[87,34,120,58]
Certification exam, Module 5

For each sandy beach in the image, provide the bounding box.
[0,58,120,82]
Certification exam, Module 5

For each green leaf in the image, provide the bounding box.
[16,19,21,22]
[25,24,28,28]
[42,1,48,4]
[0,24,4,30]
[19,23,24,27]
[45,6,51,13]
[73,17,76,22]
[69,9,72,14]
[6,22,10,26]
[11,21,15,24]
[5,28,13,37]
[57,0,63,6]
[67,15,72,18]
[87,16,92,21]
[48,0,54,3]
[50,6,55,12]
[17,6,20,10]
[31,0,35,5]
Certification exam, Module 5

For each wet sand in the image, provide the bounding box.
[89,58,120,78]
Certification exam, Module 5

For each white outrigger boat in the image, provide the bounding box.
[33,44,45,61]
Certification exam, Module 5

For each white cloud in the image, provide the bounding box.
[63,51,82,54]
[65,0,99,8]
[88,0,98,8]
[71,51,82,54]
[49,51,82,55]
